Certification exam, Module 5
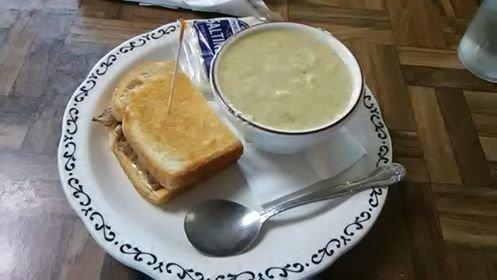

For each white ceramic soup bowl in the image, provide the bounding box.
[210,22,363,154]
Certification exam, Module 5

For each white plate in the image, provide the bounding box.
[57,21,392,280]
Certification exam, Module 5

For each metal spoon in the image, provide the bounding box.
[184,163,406,257]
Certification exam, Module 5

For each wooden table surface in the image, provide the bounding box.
[1,0,496,279]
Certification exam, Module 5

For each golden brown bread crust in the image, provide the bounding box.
[165,141,243,188]
[121,72,243,190]
[111,126,242,204]
[111,61,175,121]
[122,114,243,190]
[110,126,190,204]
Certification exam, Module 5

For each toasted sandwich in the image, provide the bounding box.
[94,61,243,204]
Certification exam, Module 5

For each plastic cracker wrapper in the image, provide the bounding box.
[180,17,265,93]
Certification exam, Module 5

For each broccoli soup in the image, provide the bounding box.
[216,28,354,132]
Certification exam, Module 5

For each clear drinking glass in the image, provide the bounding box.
[458,0,497,83]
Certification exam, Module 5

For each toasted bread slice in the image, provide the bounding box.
[120,69,243,190]
[111,61,175,121]
[110,125,191,204]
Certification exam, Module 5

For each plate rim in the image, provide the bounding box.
[57,21,392,280]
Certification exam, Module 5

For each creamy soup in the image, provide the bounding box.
[216,28,354,131]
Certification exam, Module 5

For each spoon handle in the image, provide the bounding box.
[260,163,406,221]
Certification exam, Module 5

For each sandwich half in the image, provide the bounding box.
[95,61,243,204]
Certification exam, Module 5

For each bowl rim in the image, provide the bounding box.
[210,21,364,136]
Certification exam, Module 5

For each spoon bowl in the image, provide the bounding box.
[184,200,263,257]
